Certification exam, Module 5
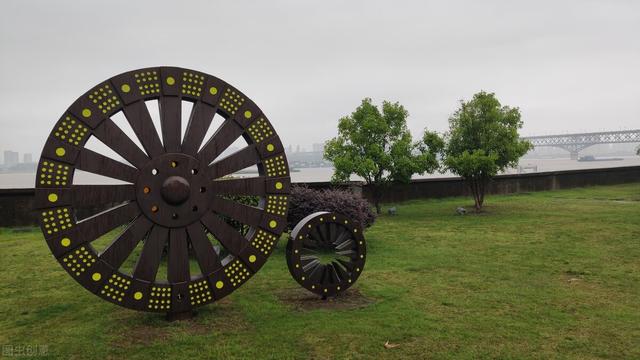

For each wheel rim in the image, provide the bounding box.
[287,212,366,297]
[34,67,290,313]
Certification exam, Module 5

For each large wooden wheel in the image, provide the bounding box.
[34,67,290,314]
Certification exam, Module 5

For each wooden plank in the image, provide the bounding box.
[76,148,139,183]
[132,225,169,282]
[122,101,165,158]
[197,119,244,164]
[159,96,182,153]
[186,222,222,275]
[75,202,140,245]
[168,228,190,282]
[181,102,217,156]
[99,216,153,269]
[212,177,266,197]
[208,145,258,179]
[92,119,149,168]
[71,185,136,208]
[210,197,263,228]
[200,212,248,256]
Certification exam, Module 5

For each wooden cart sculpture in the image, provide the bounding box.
[34,67,366,318]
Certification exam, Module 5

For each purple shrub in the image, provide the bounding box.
[287,185,376,230]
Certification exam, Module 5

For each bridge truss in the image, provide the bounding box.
[523,129,640,159]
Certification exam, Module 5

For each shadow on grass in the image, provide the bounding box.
[275,287,375,311]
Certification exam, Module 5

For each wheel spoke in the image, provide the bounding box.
[181,102,217,156]
[318,223,330,244]
[76,148,139,183]
[99,216,153,269]
[201,212,248,256]
[92,119,149,168]
[208,145,258,179]
[168,228,190,283]
[71,184,135,208]
[329,223,337,243]
[197,119,244,165]
[332,261,349,280]
[74,202,140,246]
[212,177,266,197]
[334,229,351,246]
[132,225,169,282]
[159,96,182,153]
[210,196,262,229]
[186,222,222,275]
[122,101,165,158]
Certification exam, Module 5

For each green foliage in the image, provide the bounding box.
[325,98,440,213]
[424,91,532,210]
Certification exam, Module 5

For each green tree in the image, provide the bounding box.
[424,91,531,211]
[325,98,441,214]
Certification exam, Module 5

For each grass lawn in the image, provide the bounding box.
[1,183,639,359]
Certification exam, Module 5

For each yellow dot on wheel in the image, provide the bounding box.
[209,87,218,95]
[121,84,130,93]
[269,220,277,228]
[48,193,58,203]
[92,273,101,281]
[81,108,91,118]
[55,147,66,157]
[244,110,252,119]
[166,76,175,85]
[215,281,224,289]
[275,181,283,190]
[60,237,71,247]
[266,144,275,152]
[133,292,143,300]
[249,255,256,263]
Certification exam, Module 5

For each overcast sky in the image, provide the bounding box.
[1,0,639,157]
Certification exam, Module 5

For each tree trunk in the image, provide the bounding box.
[468,178,482,211]
[372,185,382,214]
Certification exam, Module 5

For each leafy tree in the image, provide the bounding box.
[424,91,531,211]
[325,98,440,214]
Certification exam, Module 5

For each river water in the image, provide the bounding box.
[1,156,638,189]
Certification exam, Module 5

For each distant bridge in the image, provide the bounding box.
[522,129,640,159]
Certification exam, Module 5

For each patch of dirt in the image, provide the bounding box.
[182,298,251,335]
[112,321,171,348]
[276,287,375,311]
[110,297,251,348]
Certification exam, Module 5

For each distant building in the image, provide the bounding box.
[3,150,19,167]
[23,153,33,164]
[296,145,301,153]
[312,143,324,153]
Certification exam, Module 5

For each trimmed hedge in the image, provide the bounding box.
[287,185,376,230]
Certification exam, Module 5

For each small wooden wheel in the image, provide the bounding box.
[34,67,290,314]
[286,212,366,297]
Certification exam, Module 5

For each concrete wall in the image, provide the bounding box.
[0,188,37,227]
[359,165,640,203]
[1,166,638,227]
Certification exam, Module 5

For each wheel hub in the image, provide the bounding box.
[136,153,212,228]
[161,176,191,205]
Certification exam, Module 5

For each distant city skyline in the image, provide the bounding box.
[1,150,33,167]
